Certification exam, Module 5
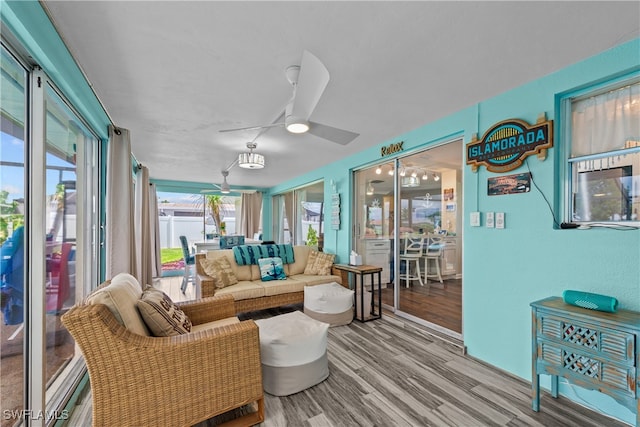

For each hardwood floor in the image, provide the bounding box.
[66,277,625,426]
[382,278,462,334]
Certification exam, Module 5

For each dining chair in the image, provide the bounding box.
[179,235,195,294]
[424,234,443,283]
[398,235,424,288]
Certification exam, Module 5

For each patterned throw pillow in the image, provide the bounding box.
[200,257,238,289]
[304,250,335,275]
[258,257,286,281]
[137,287,192,336]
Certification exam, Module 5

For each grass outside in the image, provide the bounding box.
[161,248,183,264]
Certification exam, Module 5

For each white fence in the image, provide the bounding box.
[159,216,236,248]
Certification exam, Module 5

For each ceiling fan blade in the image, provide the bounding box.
[201,188,258,194]
[308,121,359,145]
[290,50,330,120]
[219,122,283,133]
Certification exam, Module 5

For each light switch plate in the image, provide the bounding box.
[496,212,505,229]
[486,212,495,228]
[470,211,480,227]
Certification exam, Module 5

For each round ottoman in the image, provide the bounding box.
[304,282,354,326]
[255,311,329,396]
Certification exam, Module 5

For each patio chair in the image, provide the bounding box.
[1,226,24,325]
[61,275,264,427]
[179,235,195,294]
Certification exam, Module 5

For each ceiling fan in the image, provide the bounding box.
[201,170,258,194]
[219,50,359,145]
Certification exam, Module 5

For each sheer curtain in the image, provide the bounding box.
[295,189,307,245]
[572,82,640,157]
[284,192,294,243]
[149,183,162,279]
[105,125,136,278]
[240,192,263,239]
[134,165,153,287]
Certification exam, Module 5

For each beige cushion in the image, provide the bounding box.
[200,257,238,289]
[215,281,266,301]
[86,273,150,336]
[260,277,307,297]
[190,316,240,333]
[288,246,311,276]
[206,250,252,281]
[304,251,335,275]
[137,287,192,336]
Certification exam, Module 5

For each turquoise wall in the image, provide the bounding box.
[4,2,638,421]
[272,39,640,424]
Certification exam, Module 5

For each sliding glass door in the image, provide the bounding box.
[353,140,463,336]
[1,43,27,425]
[1,42,101,425]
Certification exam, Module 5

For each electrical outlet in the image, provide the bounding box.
[470,211,480,227]
[486,212,495,228]
[496,212,505,229]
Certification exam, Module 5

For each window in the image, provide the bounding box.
[564,79,640,224]
[272,181,324,248]
[155,191,241,275]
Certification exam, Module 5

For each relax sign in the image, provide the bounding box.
[466,116,553,172]
[381,141,404,157]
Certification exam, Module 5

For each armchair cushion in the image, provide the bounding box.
[137,287,192,336]
[200,257,238,289]
[86,273,150,336]
[303,251,335,276]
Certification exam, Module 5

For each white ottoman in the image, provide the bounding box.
[304,282,354,326]
[255,311,329,396]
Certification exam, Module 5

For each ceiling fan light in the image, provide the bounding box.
[286,122,309,133]
[285,116,310,134]
[238,152,265,169]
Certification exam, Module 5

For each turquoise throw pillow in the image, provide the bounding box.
[258,257,286,281]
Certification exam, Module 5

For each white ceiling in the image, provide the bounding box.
[42,1,639,191]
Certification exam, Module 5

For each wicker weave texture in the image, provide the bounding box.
[195,253,345,315]
[61,293,264,426]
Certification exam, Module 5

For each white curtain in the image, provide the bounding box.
[284,192,294,243]
[240,192,263,238]
[149,183,162,279]
[105,125,136,278]
[571,82,640,157]
[296,189,307,245]
[134,165,153,287]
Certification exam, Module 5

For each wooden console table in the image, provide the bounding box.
[333,264,382,322]
[531,297,639,426]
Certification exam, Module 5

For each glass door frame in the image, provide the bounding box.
[352,139,463,339]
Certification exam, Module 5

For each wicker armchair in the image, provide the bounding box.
[62,292,264,427]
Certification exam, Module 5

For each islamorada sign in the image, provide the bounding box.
[466,115,553,173]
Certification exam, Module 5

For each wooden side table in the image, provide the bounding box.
[332,264,382,322]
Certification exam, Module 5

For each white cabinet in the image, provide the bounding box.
[441,236,458,277]
[362,239,390,285]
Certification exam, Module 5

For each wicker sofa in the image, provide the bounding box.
[195,244,343,314]
[61,273,264,427]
